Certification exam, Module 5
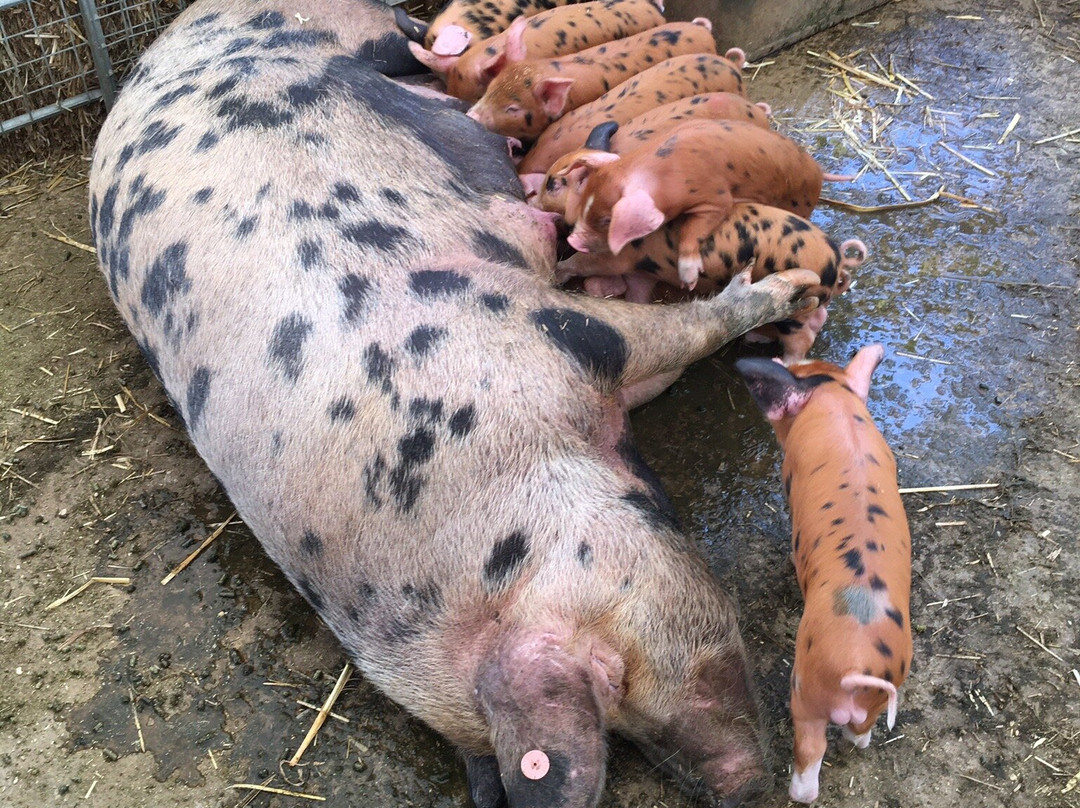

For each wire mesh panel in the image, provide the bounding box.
[0,0,188,134]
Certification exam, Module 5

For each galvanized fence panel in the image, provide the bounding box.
[1,0,189,134]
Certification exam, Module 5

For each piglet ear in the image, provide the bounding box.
[430,24,472,56]
[478,50,509,84]
[843,344,884,403]
[567,150,621,172]
[408,41,459,74]
[735,358,816,422]
[504,16,530,63]
[476,632,610,808]
[534,77,575,119]
[609,189,665,254]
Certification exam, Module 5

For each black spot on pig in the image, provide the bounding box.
[448,404,476,438]
[191,11,221,27]
[381,188,407,206]
[481,293,510,314]
[820,261,838,289]
[297,576,324,611]
[234,216,257,239]
[405,325,448,357]
[297,238,322,269]
[301,530,323,556]
[268,313,313,383]
[874,639,893,658]
[192,187,214,205]
[364,453,387,508]
[341,220,417,253]
[152,83,196,111]
[141,242,190,316]
[471,229,529,270]
[869,574,887,591]
[286,78,323,109]
[576,541,594,569]
[410,269,472,298]
[223,37,254,55]
[264,28,338,50]
[634,255,661,274]
[885,607,903,628]
[621,491,681,536]
[332,182,361,203]
[340,274,374,324]
[364,343,395,394]
[328,397,356,422]
[842,548,865,576]
[409,397,444,423]
[186,366,212,429]
[135,338,162,382]
[218,97,293,131]
[867,504,887,523]
[483,531,530,592]
[196,131,219,151]
[530,308,628,386]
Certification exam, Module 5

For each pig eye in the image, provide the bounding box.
[505,104,522,115]
[598,216,611,228]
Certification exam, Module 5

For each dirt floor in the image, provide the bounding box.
[1,0,1078,807]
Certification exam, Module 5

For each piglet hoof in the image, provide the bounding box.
[842,725,872,749]
[431,25,471,56]
[789,759,822,804]
[677,255,702,290]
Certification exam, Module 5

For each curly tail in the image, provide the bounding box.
[841,673,898,730]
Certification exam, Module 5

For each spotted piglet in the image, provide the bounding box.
[400,0,581,56]
[735,346,913,803]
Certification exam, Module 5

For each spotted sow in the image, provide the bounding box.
[736,346,913,804]
[88,0,827,805]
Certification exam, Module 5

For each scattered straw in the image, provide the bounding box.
[938,142,999,178]
[227,784,326,802]
[821,185,943,213]
[959,774,1003,791]
[289,662,354,766]
[297,700,350,724]
[997,113,1021,145]
[1034,126,1080,144]
[895,350,952,365]
[1063,768,1080,794]
[8,407,59,425]
[1016,626,1065,662]
[160,511,238,585]
[898,483,998,494]
[45,576,130,610]
[130,686,146,753]
[43,230,95,254]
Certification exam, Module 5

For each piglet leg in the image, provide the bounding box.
[841,724,872,749]
[790,717,828,803]
[676,202,732,289]
[534,267,822,395]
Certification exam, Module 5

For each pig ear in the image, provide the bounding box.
[608,189,665,254]
[476,632,612,807]
[567,151,621,172]
[430,24,472,56]
[735,357,817,422]
[504,16,530,63]
[407,41,459,74]
[478,50,509,83]
[843,344,885,403]
[534,77,575,118]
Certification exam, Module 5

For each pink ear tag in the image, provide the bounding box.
[521,749,549,779]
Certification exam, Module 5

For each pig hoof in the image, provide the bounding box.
[842,725,872,749]
[677,255,702,289]
[789,759,822,804]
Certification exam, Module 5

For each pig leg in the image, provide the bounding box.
[619,368,684,409]
[623,273,660,304]
[677,202,733,288]
[465,754,508,808]
[790,717,828,803]
[583,275,629,298]
[841,723,873,749]
[533,268,822,396]
[778,305,829,364]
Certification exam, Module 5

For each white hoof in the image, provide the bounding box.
[789,758,822,803]
[677,255,702,289]
[842,725,872,749]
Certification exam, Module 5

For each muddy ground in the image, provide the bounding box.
[1,0,1078,806]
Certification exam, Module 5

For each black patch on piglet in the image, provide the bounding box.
[530,308,628,387]
[483,531,530,592]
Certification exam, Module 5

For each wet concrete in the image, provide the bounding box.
[1,1,1078,807]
